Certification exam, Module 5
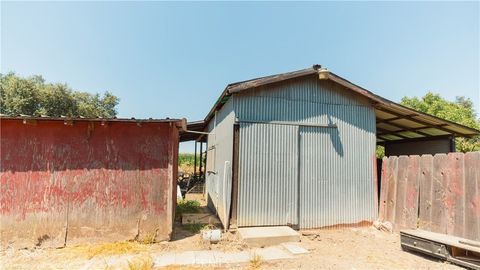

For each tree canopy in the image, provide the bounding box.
[0,73,119,118]
[400,92,480,152]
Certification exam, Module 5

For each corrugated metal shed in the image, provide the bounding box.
[233,76,377,229]
[202,65,479,230]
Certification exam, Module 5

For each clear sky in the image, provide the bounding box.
[2,1,479,152]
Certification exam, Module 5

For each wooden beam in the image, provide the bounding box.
[377,119,432,137]
[376,127,411,139]
[376,114,417,124]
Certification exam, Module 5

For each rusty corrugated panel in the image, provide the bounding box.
[0,120,178,247]
[233,77,377,229]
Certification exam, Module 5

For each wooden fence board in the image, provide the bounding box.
[405,155,420,229]
[431,154,448,234]
[385,156,398,224]
[378,157,389,221]
[419,155,434,231]
[446,152,465,238]
[394,156,409,229]
[464,152,480,241]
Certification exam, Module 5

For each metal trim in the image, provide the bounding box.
[237,119,337,128]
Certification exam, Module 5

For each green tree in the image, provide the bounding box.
[401,92,480,152]
[0,72,119,118]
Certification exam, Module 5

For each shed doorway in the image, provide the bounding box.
[235,122,299,227]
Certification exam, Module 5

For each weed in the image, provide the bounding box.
[181,223,208,234]
[139,230,157,244]
[71,241,146,259]
[176,200,201,219]
[249,253,262,269]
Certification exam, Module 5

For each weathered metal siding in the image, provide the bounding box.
[237,123,299,226]
[234,76,377,229]
[0,120,179,248]
[205,98,235,226]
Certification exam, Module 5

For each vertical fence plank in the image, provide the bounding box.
[446,153,465,238]
[405,155,420,229]
[431,154,448,234]
[385,156,398,225]
[394,156,409,230]
[464,152,480,241]
[378,157,389,221]
[419,155,434,231]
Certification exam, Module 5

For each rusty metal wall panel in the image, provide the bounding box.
[205,98,235,227]
[237,122,299,227]
[234,78,377,229]
[381,152,480,241]
[0,120,178,248]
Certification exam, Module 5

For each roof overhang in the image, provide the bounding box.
[179,120,207,142]
[203,65,479,142]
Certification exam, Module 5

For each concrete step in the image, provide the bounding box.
[238,226,300,247]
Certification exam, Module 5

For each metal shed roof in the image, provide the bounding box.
[203,65,479,142]
[0,115,186,125]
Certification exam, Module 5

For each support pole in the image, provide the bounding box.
[199,142,203,177]
[194,141,197,176]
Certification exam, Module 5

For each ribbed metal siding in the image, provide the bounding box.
[234,78,377,229]
[299,106,377,229]
[237,122,299,227]
[205,98,235,226]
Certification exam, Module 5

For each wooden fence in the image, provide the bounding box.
[378,152,480,241]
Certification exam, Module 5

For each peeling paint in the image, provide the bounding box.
[0,119,179,248]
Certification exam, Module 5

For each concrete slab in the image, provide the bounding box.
[194,250,216,264]
[281,242,309,255]
[238,226,300,247]
[252,246,294,260]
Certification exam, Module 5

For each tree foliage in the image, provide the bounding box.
[0,72,119,118]
[400,92,480,152]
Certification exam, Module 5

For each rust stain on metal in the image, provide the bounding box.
[0,119,180,247]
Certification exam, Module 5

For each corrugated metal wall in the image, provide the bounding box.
[237,123,299,226]
[0,120,179,248]
[234,76,377,229]
[205,98,235,226]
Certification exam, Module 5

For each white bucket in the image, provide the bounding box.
[202,229,222,243]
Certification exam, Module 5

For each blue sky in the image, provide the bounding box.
[2,1,479,152]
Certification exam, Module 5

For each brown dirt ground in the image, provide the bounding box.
[1,226,462,270]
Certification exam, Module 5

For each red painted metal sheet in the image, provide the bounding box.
[0,119,179,248]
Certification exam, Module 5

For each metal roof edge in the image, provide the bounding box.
[203,65,479,137]
[325,72,480,136]
[0,115,184,124]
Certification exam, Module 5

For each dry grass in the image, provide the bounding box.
[70,241,147,259]
[127,254,153,270]
[248,253,262,269]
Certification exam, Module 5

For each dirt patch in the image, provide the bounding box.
[1,227,463,269]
